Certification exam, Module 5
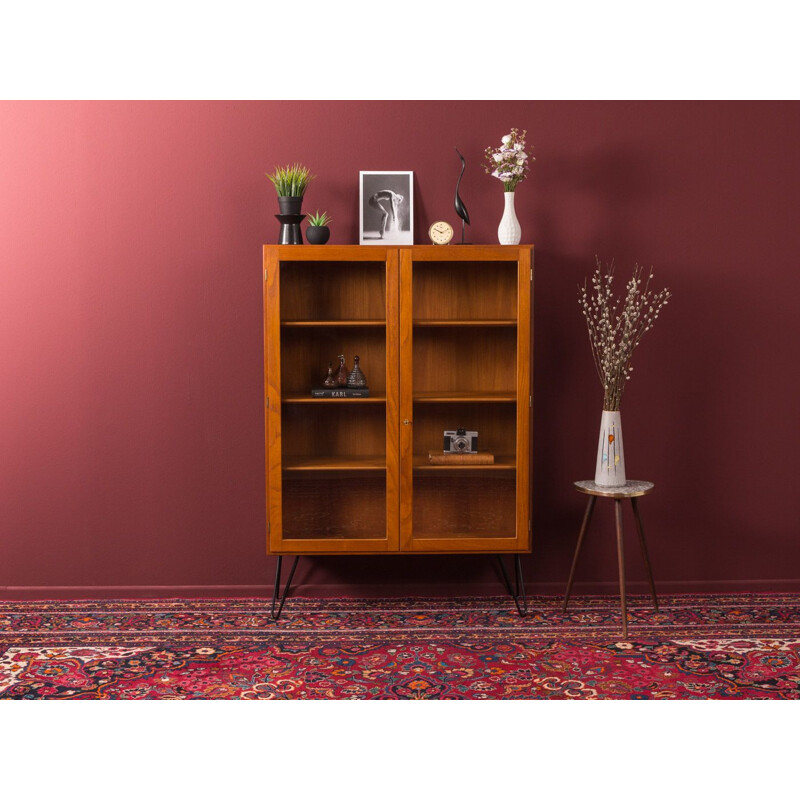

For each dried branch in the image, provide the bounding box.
[577,258,671,411]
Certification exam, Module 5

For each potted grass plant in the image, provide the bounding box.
[305,210,331,244]
[266,163,315,215]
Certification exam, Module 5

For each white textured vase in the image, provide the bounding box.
[497,191,522,245]
[595,410,626,487]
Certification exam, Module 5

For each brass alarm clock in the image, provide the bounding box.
[428,220,454,245]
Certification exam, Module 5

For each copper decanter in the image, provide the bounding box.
[323,362,337,388]
[335,354,348,386]
[346,355,367,389]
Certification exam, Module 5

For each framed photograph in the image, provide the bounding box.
[359,171,414,245]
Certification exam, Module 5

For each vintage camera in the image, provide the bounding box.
[443,428,478,454]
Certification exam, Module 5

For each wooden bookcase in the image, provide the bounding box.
[263,245,532,556]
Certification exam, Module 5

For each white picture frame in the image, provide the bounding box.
[359,171,414,245]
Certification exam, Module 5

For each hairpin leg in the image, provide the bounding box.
[496,554,528,617]
[270,555,299,620]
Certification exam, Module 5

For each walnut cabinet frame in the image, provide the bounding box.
[263,245,532,557]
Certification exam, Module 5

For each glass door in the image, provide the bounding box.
[264,246,399,553]
[399,247,531,552]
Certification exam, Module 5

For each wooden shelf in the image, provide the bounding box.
[283,393,386,404]
[413,454,516,471]
[411,472,517,541]
[413,391,517,403]
[283,455,386,471]
[411,326,517,397]
[281,319,386,327]
[413,319,516,327]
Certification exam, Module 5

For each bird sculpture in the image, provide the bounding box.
[454,148,471,244]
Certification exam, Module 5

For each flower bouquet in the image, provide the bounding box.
[483,127,533,192]
[483,128,534,244]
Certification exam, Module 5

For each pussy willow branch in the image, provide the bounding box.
[579,259,670,411]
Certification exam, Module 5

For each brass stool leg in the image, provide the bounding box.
[614,499,628,639]
[563,495,597,612]
[631,496,659,612]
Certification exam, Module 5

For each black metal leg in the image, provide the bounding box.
[496,554,514,596]
[496,554,528,617]
[270,555,299,620]
[515,554,527,616]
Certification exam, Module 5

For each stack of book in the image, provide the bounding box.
[311,388,370,398]
[428,450,495,465]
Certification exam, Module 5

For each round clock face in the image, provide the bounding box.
[428,220,454,245]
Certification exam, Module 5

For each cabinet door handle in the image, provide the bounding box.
[403,419,411,425]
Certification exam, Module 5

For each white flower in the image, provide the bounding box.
[485,128,532,187]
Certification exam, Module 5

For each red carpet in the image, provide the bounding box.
[1,594,799,699]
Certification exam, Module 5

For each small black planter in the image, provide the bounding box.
[278,196,304,215]
[305,225,330,245]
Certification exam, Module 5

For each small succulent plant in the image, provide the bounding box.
[307,210,331,227]
[266,163,315,197]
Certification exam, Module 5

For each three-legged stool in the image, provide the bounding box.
[563,480,658,638]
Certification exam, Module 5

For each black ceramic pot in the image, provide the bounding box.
[278,196,303,215]
[276,214,305,244]
[305,225,330,245]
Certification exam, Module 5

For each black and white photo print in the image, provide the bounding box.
[359,171,413,245]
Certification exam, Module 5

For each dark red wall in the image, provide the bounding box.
[2,101,799,596]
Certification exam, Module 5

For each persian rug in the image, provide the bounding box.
[1,594,799,699]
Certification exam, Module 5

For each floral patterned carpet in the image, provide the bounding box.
[1,594,799,699]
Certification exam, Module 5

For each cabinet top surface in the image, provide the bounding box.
[263,244,533,261]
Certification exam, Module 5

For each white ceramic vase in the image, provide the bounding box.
[595,410,626,487]
[497,191,521,245]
